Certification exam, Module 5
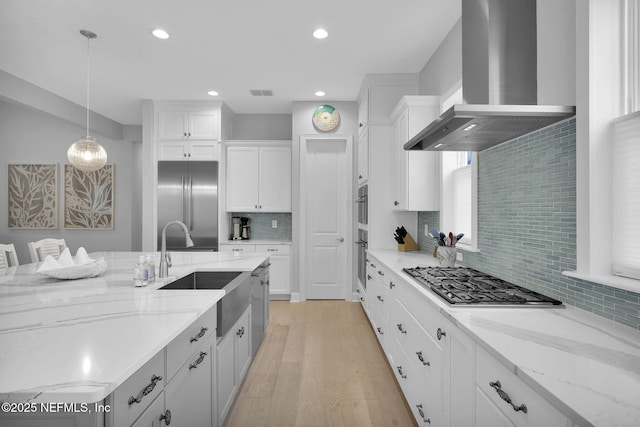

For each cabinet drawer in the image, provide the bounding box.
[476,346,568,427]
[166,306,216,381]
[112,350,165,427]
[395,279,442,343]
[255,244,290,255]
[392,296,443,383]
[220,244,256,253]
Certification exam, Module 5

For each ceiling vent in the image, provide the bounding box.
[250,89,273,96]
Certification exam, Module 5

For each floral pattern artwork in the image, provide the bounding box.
[8,164,58,229]
[64,164,114,229]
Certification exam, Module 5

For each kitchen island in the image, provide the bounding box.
[366,249,640,427]
[0,251,268,425]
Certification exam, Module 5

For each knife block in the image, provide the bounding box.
[398,233,419,252]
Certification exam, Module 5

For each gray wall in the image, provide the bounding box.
[231,114,292,140]
[0,98,138,263]
[418,18,462,97]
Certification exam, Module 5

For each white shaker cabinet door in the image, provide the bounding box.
[226,147,260,211]
[259,146,291,212]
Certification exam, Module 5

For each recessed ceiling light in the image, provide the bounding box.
[207,90,219,96]
[315,91,326,97]
[152,29,170,39]
[313,28,328,39]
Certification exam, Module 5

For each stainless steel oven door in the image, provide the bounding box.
[356,229,368,290]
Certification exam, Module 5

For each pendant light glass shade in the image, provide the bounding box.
[67,136,107,172]
[68,30,107,172]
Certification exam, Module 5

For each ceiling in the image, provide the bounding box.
[0,0,461,126]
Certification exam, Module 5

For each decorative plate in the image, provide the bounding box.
[312,105,340,132]
[38,258,107,280]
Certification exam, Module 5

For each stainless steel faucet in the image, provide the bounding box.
[159,220,194,278]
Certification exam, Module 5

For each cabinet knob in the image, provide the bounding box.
[183,153,187,158]
[359,174,363,179]
[437,327,446,340]
[359,122,363,128]
[377,295,384,302]
[188,132,191,137]
[390,282,396,289]
[188,153,191,157]
[394,201,399,206]
[183,132,187,137]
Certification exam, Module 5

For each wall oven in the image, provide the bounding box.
[356,229,368,290]
[357,185,368,225]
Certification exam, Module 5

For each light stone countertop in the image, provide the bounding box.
[0,251,268,404]
[367,248,640,427]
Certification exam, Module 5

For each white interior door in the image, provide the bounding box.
[301,136,352,300]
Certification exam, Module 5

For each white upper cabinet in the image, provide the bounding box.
[158,111,219,140]
[225,143,292,212]
[390,96,440,211]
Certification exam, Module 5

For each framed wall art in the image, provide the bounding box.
[7,163,59,229]
[64,164,114,229]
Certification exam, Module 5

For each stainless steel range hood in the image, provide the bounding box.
[405,0,575,152]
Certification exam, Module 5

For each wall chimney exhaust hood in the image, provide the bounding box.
[405,0,575,152]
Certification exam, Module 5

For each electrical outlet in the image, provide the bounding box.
[456,252,463,262]
[272,220,278,229]
[424,224,429,236]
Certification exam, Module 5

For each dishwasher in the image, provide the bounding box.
[250,262,270,356]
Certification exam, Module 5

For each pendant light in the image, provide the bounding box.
[67,29,107,172]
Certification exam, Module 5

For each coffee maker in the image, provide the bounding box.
[231,217,242,240]
[240,217,250,240]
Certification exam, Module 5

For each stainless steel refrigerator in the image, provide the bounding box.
[157,161,218,251]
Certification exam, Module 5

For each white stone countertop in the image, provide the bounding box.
[367,248,640,427]
[0,251,268,404]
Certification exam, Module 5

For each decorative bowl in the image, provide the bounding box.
[38,258,107,280]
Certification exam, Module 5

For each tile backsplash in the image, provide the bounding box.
[229,213,292,241]
[418,118,640,330]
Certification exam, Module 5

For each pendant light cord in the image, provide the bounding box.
[85,33,91,137]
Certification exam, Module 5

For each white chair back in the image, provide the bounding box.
[0,243,19,268]
[27,238,67,263]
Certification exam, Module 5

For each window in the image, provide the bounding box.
[612,112,640,280]
[439,84,478,250]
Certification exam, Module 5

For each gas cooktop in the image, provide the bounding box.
[402,266,563,306]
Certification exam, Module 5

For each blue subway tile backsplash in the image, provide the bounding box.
[229,213,292,241]
[418,118,640,330]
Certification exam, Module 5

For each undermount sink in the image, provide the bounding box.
[158,271,243,290]
[158,271,251,338]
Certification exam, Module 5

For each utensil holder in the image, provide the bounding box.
[398,233,419,252]
[437,246,457,267]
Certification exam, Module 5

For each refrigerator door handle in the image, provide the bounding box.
[181,176,186,224]
[188,177,193,231]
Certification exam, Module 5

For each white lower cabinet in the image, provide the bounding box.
[107,305,218,427]
[364,253,570,427]
[221,243,291,298]
[216,304,252,426]
[163,343,214,427]
[475,346,571,427]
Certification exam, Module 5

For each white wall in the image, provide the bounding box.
[0,98,138,263]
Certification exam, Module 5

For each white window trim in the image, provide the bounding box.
[439,83,479,252]
[566,0,640,293]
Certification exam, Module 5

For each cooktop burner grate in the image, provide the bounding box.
[402,266,562,306]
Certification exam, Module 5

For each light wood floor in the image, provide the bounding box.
[224,300,417,427]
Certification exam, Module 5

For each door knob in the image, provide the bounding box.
[337,237,344,242]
